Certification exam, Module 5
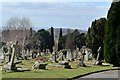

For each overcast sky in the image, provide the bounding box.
[0,0,112,31]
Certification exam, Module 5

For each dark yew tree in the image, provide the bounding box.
[86,18,106,60]
[58,28,63,51]
[71,29,86,49]
[86,27,92,48]
[50,27,54,52]
[104,1,120,66]
[33,29,52,52]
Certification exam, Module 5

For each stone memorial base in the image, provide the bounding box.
[3,63,17,72]
[39,63,47,69]
[58,61,71,69]
[32,61,47,69]
[3,61,22,72]
[94,61,102,65]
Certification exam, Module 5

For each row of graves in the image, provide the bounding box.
[1,41,107,72]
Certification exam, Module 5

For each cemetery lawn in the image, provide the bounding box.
[2,59,119,78]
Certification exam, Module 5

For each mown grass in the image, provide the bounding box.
[1,59,118,78]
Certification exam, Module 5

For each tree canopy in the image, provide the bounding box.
[104,1,120,66]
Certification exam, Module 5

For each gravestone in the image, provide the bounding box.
[3,41,22,72]
[47,49,51,56]
[7,46,12,62]
[73,47,79,59]
[24,51,27,60]
[77,51,82,59]
[77,46,86,67]
[84,49,89,61]
[31,50,37,59]
[66,49,73,61]
[58,50,64,61]
[36,52,41,57]
[1,45,8,63]
[93,47,102,65]
[26,49,30,57]
[51,46,57,62]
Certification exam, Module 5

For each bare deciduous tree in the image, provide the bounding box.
[2,17,32,52]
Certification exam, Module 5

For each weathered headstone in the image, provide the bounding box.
[84,49,89,61]
[3,41,22,71]
[7,46,12,62]
[73,47,79,59]
[93,47,102,65]
[58,50,64,61]
[77,46,86,67]
[31,50,37,59]
[1,45,8,63]
[66,49,73,61]
[51,46,57,62]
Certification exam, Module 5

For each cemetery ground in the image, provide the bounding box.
[1,56,119,78]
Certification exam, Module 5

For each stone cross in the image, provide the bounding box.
[3,44,16,71]
[96,47,101,61]
[3,41,22,71]
[52,46,57,62]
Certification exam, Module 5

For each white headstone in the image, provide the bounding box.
[66,49,72,61]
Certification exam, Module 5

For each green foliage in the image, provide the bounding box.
[50,27,54,51]
[32,29,52,52]
[58,35,67,50]
[104,1,120,66]
[58,29,86,51]
[86,18,106,60]
[58,28,63,51]
[71,29,86,49]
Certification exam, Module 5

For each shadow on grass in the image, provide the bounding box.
[16,69,31,72]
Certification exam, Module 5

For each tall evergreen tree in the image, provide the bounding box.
[50,27,54,52]
[71,29,86,49]
[86,27,92,48]
[104,1,120,66]
[86,18,106,60]
[58,28,63,51]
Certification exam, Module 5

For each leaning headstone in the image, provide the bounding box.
[96,47,101,61]
[93,47,102,65]
[3,41,22,72]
